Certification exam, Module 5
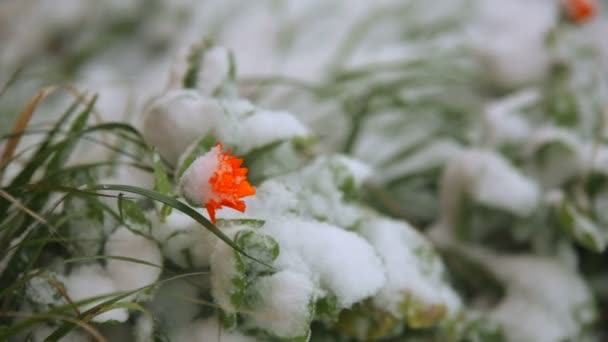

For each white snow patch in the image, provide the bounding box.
[148,276,205,333]
[105,226,162,292]
[150,210,218,268]
[210,227,248,313]
[142,90,222,165]
[134,314,155,342]
[525,126,583,186]
[231,110,309,155]
[64,264,128,323]
[360,217,461,317]
[381,140,462,181]
[472,0,559,88]
[488,255,594,342]
[482,89,539,146]
[247,270,315,338]
[180,144,220,207]
[171,316,256,342]
[260,217,385,308]
[440,149,540,223]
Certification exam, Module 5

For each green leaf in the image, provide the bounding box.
[235,230,279,278]
[439,315,505,342]
[216,218,265,229]
[220,310,238,330]
[64,255,163,269]
[182,39,214,88]
[5,97,82,188]
[211,48,239,98]
[118,194,151,235]
[556,200,608,253]
[315,294,341,322]
[153,151,173,220]
[336,299,403,340]
[153,152,171,194]
[46,95,97,173]
[229,250,247,309]
[398,292,447,329]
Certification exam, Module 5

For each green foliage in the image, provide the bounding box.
[235,229,279,279]
[153,151,173,220]
[556,199,608,253]
[118,194,151,235]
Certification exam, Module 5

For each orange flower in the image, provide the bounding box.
[204,142,256,224]
[564,0,598,23]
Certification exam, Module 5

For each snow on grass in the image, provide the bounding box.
[488,255,595,342]
[104,226,162,292]
[440,149,540,222]
[213,155,372,229]
[149,210,217,268]
[472,0,558,88]
[170,316,256,342]
[246,270,315,339]
[360,217,461,319]
[260,217,385,309]
[64,264,128,323]
[210,226,248,313]
[220,108,310,155]
[143,90,222,165]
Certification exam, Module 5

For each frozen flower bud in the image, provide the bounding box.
[180,142,256,223]
[142,90,222,165]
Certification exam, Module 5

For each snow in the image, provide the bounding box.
[197,46,233,96]
[26,272,68,307]
[243,180,300,218]
[525,126,582,156]
[381,140,462,182]
[275,156,372,228]
[260,217,386,308]
[229,109,309,155]
[105,226,163,292]
[180,144,221,207]
[64,264,128,323]
[150,210,218,268]
[210,227,247,313]
[247,270,315,338]
[212,155,372,229]
[142,89,222,165]
[440,149,540,223]
[525,126,583,186]
[472,0,559,88]
[2,1,606,340]
[170,316,256,342]
[209,98,310,155]
[148,275,205,333]
[360,217,461,318]
[482,89,538,146]
[488,255,595,342]
[134,314,154,342]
